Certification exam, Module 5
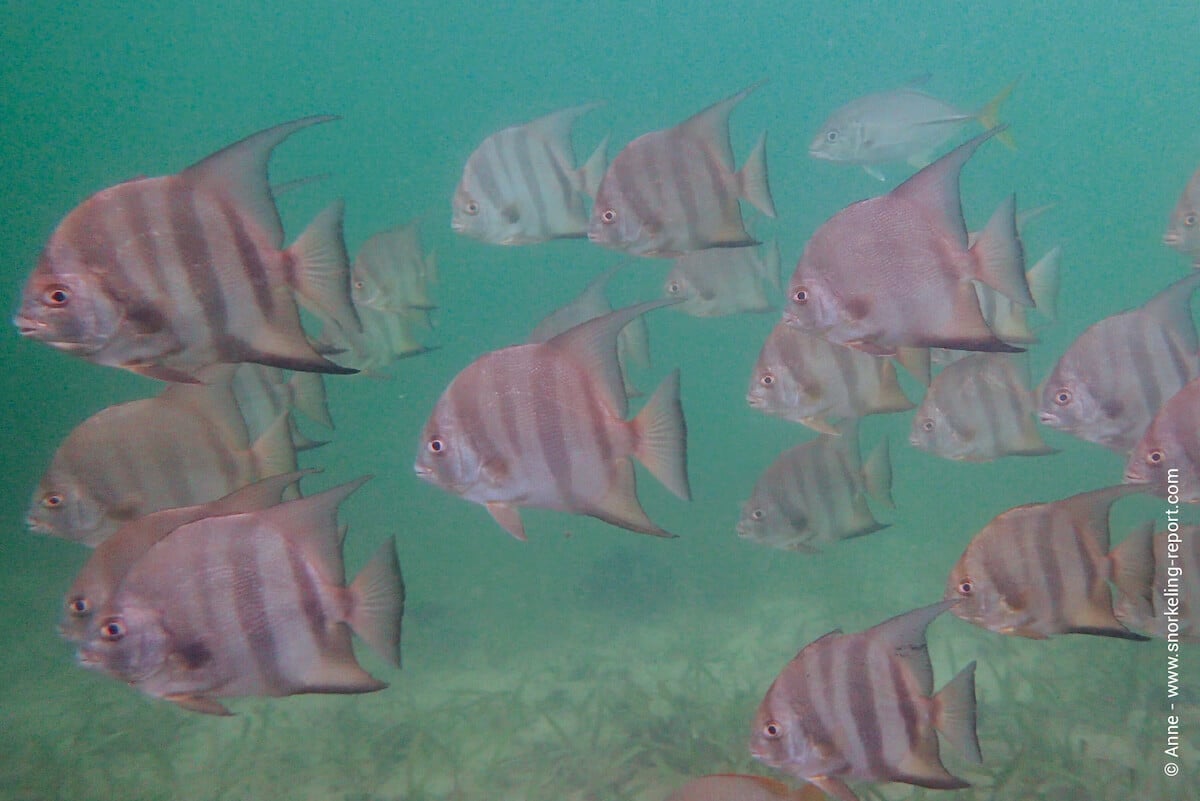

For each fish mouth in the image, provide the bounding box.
[1122,468,1150,485]
[746,393,763,409]
[1164,232,1181,246]
[1036,411,1060,427]
[11,314,43,337]
[25,514,52,534]
[76,646,103,669]
[450,219,465,233]
[808,146,832,161]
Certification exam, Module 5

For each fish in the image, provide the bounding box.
[736,425,892,552]
[809,77,1016,181]
[910,353,1056,462]
[1039,272,1200,453]
[1125,375,1200,502]
[750,601,981,801]
[665,773,824,801]
[589,83,776,257]
[1112,523,1199,642]
[747,323,913,434]
[27,377,297,546]
[452,103,607,245]
[320,302,437,375]
[945,484,1152,640]
[665,241,782,317]
[59,471,310,643]
[77,477,404,715]
[351,220,438,317]
[12,116,362,382]
[527,261,651,398]
[231,363,332,451]
[783,127,1030,356]
[414,300,689,540]
[1164,165,1200,263]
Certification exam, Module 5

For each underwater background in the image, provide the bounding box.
[1,2,1196,799]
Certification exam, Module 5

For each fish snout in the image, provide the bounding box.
[1122,465,1150,485]
[1163,231,1181,246]
[11,313,43,337]
[1036,410,1060,427]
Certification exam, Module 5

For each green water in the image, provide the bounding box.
[1,3,1195,800]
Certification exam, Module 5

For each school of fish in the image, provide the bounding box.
[12,75,1198,800]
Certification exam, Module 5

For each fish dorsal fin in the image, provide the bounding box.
[676,81,766,172]
[1140,271,1200,354]
[545,298,676,418]
[869,601,955,695]
[266,475,371,586]
[180,115,338,249]
[1058,484,1146,555]
[204,470,314,516]
[524,102,602,162]
[892,127,1004,251]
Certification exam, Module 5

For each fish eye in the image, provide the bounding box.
[41,493,64,509]
[1186,213,1197,227]
[464,200,480,216]
[353,280,365,290]
[1053,388,1072,406]
[41,284,70,308]
[921,419,935,432]
[958,579,974,595]
[1147,449,1165,465]
[760,373,775,387]
[667,281,681,295]
[601,209,617,225]
[428,437,446,454]
[826,130,839,143]
[751,509,766,520]
[762,720,783,739]
[67,596,91,616]
[791,287,809,304]
[100,618,126,641]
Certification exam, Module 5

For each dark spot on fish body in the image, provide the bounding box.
[843,296,870,321]
[122,301,170,335]
[176,639,214,670]
[1101,398,1125,420]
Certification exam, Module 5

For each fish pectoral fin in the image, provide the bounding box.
[863,165,887,182]
[165,693,234,716]
[800,415,840,436]
[999,624,1048,640]
[499,203,521,224]
[808,775,861,801]
[486,502,527,541]
[481,457,510,487]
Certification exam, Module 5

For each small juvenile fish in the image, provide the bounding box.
[784,128,1029,355]
[665,773,823,801]
[1165,165,1200,264]
[1125,375,1200,502]
[415,300,689,540]
[77,477,404,716]
[452,104,607,245]
[750,601,981,801]
[12,117,360,382]
[351,220,438,316]
[665,241,782,317]
[910,353,1055,462]
[1112,523,1198,642]
[589,83,776,257]
[747,323,913,433]
[810,78,1016,181]
[58,471,309,643]
[946,484,1151,639]
[1040,272,1200,453]
[736,425,892,552]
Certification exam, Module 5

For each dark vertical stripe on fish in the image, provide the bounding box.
[846,637,887,778]
[887,654,921,765]
[231,536,287,691]
[667,138,701,248]
[167,181,227,343]
[286,542,329,655]
[220,198,275,318]
[536,362,575,506]
[1034,514,1065,626]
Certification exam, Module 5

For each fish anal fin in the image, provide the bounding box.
[587,460,674,537]
[166,693,233,716]
[932,660,982,763]
[486,502,527,541]
[808,775,861,801]
[737,131,776,218]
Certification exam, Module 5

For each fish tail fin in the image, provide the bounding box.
[862,437,894,508]
[632,369,691,501]
[579,134,609,198]
[1109,520,1156,618]
[287,199,362,334]
[737,131,777,218]
[932,660,983,763]
[347,537,405,668]
[288,371,334,429]
[250,411,300,491]
[977,77,1019,149]
[969,194,1032,306]
[1027,246,1062,321]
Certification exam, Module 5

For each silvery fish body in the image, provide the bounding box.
[1113,524,1199,642]
[77,478,404,716]
[1165,165,1200,263]
[1125,375,1200,502]
[665,241,781,317]
[1039,272,1200,453]
[415,300,689,540]
[750,602,981,801]
[12,117,361,382]
[784,128,1029,355]
[589,83,775,257]
[452,104,606,245]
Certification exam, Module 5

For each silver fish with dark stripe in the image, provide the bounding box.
[747,323,913,434]
[1125,375,1200,502]
[13,116,361,382]
[27,376,297,546]
[911,353,1055,462]
[77,477,404,716]
[1113,523,1199,642]
[665,241,782,317]
[589,83,776,257]
[415,300,689,540]
[750,601,981,801]
[736,425,892,552]
[59,471,310,643]
[453,104,607,245]
[1039,271,1200,453]
[351,220,438,315]
[946,484,1151,639]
